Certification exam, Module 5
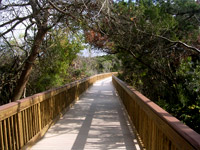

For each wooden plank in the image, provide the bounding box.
[0,121,4,150]
[24,110,29,142]
[11,116,16,150]
[21,111,27,144]
[14,115,19,150]
[7,118,12,149]
[35,104,39,133]
[38,103,42,131]
[32,105,36,136]
[3,120,8,150]
[29,108,33,139]
[17,112,24,148]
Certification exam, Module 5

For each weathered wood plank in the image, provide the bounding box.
[3,120,8,150]
[29,108,33,139]
[0,121,4,150]
[14,115,19,150]
[11,116,16,150]
[17,112,24,148]
[7,118,12,149]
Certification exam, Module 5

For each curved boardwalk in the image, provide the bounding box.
[31,77,140,150]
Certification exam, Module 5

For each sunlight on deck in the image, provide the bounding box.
[30,77,140,150]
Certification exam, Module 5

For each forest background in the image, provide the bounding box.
[0,0,199,134]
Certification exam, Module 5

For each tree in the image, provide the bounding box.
[27,29,85,95]
[83,0,200,132]
[0,0,107,102]
[84,0,200,96]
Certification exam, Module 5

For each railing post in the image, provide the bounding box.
[17,112,24,148]
[38,103,42,131]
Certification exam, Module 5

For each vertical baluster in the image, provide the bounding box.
[38,103,42,131]
[51,98,54,120]
[33,105,36,136]
[44,101,46,126]
[10,116,16,150]
[33,105,37,135]
[7,118,12,149]
[164,136,169,150]
[35,104,39,133]
[53,97,55,119]
[49,98,52,122]
[26,109,30,140]
[40,102,43,129]
[21,111,26,144]
[17,112,24,149]
[151,122,155,150]
[21,111,25,144]
[29,107,33,139]
[32,105,36,136]
[0,121,4,150]
[25,110,29,142]
[14,115,19,150]
[43,101,45,128]
[44,100,47,126]
[3,120,8,150]
[156,127,159,150]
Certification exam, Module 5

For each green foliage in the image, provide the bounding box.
[108,0,200,133]
[0,42,25,104]
[173,57,200,133]
[176,57,200,105]
[95,55,121,73]
[69,54,122,80]
[27,30,85,95]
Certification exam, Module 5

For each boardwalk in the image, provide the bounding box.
[30,77,140,150]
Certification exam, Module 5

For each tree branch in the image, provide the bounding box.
[0,15,32,28]
[137,29,200,54]
[0,19,28,37]
[0,3,30,10]
[48,1,76,19]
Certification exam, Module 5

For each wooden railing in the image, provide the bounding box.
[112,75,200,150]
[0,73,114,150]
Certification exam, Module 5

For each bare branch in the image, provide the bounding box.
[94,0,107,18]
[47,14,64,30]
[48,1,76,19]
[0,15,32,28]
[82,0,89,9]
[137,29,200,54]
[155,34,200,54]
[0,3,30,10]
[194,15,200,24]
[0,16,32,37]
[24,22,35,46]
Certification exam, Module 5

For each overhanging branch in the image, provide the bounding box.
[137,29,200,54]
[48,1,76,19]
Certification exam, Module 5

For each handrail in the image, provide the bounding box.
[0,73,115,150]
[112,75,200,150]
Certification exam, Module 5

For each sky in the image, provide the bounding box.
[79,48,107,57]
[0,0,109,58]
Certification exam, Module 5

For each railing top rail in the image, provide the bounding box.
[0,73,115,121]
[112,75,200,150]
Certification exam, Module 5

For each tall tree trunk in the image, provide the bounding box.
[11,29,48,101]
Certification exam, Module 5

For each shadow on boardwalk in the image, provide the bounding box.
[31,77,140,150]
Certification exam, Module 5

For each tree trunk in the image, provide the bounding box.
[11,29,48,101]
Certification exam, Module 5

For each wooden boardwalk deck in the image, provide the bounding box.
[30,77,140,150]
